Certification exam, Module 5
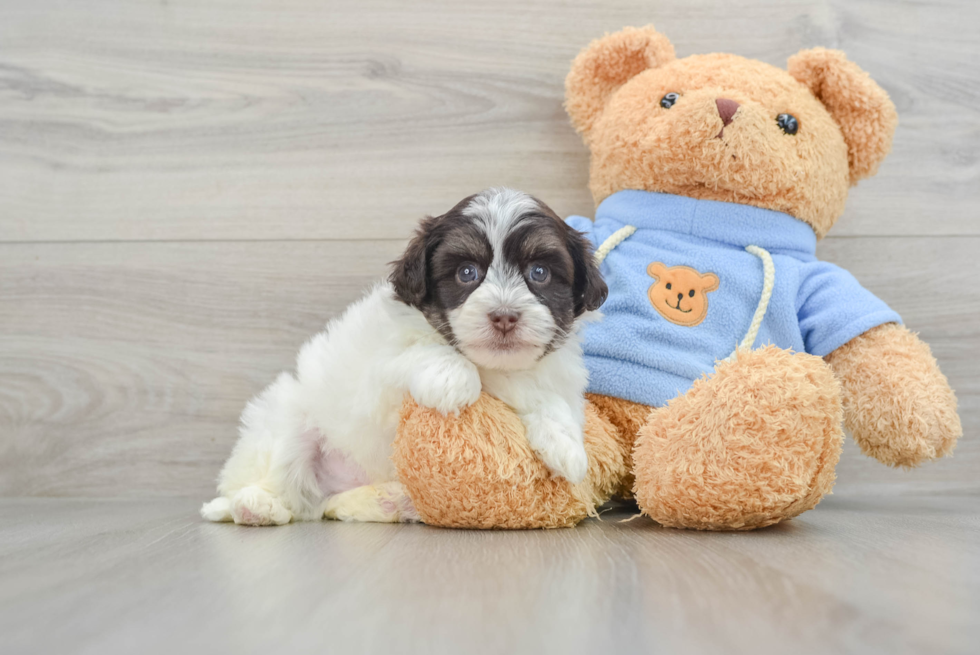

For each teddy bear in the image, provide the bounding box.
[390,25,963,530]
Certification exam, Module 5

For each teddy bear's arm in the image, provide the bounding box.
[824,323,961,467]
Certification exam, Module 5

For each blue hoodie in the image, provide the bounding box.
[566,191,901,408]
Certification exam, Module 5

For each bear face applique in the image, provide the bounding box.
[647,262,719,327]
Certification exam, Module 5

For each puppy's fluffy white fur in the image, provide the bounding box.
[201,189,596,526]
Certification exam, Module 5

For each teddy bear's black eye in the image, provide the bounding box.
[776,113,799,135]
[660,93,679,109]
[665,282,672,290]
[689,289,696,297]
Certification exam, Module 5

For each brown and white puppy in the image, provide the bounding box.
[393,188,606,370]
[201,188,607,526]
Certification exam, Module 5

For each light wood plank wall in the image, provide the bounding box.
[1,0,977,498]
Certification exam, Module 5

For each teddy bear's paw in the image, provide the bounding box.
[848,389,962,468]
[409,356,482,416]
[826,323,962,468]
[524,417,589,484]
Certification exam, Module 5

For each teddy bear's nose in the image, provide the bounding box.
[716,98,740,126]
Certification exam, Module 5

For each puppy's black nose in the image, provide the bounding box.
[489,311,520,335]
[677,292,684,301]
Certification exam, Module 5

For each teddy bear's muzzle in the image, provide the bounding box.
[623,90,802,200]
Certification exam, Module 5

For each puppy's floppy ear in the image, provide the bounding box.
[566,226,608,315]
[389,216,437,308]
[565,25,675,139]
[788,48,898,184]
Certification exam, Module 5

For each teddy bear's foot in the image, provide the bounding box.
[392,393,628,529]
[633,345,844,531]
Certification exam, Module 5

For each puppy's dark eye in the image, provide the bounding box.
[660,92,680,109]
[665,282,672,290]
[689,289,696,297]
[528,264,550,283]
[776,113,799,135]
[456,263,481,284]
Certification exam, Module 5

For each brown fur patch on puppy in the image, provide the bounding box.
[501,206,607,347]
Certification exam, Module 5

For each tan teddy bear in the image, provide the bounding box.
[391,26,962,530]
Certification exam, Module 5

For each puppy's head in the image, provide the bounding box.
[390,188,607,370]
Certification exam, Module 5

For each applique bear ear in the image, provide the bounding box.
[788,48,898,184]
[565,25,676,138]
[647,261,667,279]
[699,272,720,293]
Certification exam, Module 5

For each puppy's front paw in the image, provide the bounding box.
[410,356,482,415]
[230,485,292,526]
[525,419,589,484]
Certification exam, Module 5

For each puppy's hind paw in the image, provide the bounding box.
[200,497,233,522]
[323,482,420,523]
[410,357,482,415]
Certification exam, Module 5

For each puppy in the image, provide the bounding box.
[200,188,607,525]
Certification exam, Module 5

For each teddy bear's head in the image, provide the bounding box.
[565,26,898,238]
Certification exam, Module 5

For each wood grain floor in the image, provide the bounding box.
[2,496,978,655]
[1,2,979,652]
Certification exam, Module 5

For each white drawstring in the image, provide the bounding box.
[723,244,774,362]
[594,225,637,264]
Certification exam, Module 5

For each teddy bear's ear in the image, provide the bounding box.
[788,48,898,184]
[565,25,676,137]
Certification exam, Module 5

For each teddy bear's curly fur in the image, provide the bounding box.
[392,26,962,530]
